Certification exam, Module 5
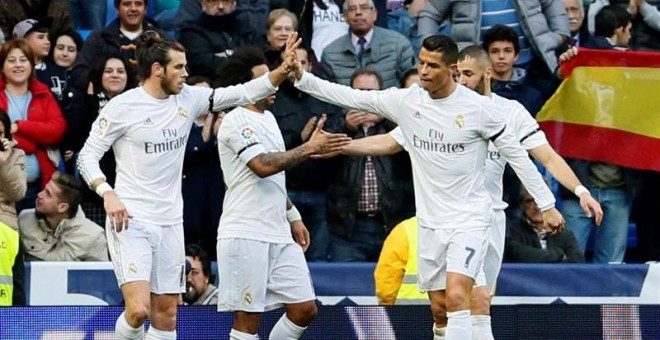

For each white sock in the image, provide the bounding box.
[269,314,307,340]
[471,315,494,340]
[115,311,144,340]
[145,326,176,340]
[433,323,446,340]
[446,310,472,340]
[229,329,259,340]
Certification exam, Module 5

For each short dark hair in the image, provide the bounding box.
[115,0,148,8]
[595,5,631,38]
[458,44,492,68]
[400,68,418,88]
[49,29,84,60]
[136,31,185,80]
[88,54,135,95]
[482,24,520,55]
[51,172,83,218]
[350,68,383,89]
[0,109,11,140]
[186,75,212,86]
[185,244,213,281]
[421,35,459,66]
[214,45,268,87]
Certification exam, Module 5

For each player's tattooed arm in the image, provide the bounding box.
[247,116,351,178]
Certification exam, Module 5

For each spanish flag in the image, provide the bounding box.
[537,48,660,171]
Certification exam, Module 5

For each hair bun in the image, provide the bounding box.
[138,30,162,47]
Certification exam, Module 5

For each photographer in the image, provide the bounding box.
[0,109,26,230]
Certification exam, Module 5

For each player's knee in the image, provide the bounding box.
[126,304,150,325]
[287,301,317,326]
[445,288,470,311]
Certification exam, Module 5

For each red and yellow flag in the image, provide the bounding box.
[537,48,660,171]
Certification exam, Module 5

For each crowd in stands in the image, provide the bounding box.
[0,0,659,306]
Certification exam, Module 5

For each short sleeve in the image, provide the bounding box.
[219,113,266,164]
[389,127,408,151]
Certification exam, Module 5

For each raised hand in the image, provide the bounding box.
[0,138,11,163]
[306,114,351,155]
[300,116,318,142]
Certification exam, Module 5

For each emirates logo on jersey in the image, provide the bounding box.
[454,115,465,129]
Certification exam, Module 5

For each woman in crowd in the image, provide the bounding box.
[0,109,26,230]
[264,8,327,77]
[0,39,66,212]
[39,30,84,107]
[60,54,134,226]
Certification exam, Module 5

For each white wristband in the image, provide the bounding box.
[574,185,590,197]
[286,206,302,223]
[95,182,113,198]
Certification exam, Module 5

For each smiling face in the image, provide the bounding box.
[101,58,128,98]
[3,48,33,86]
[53,35,78,69]
[117,0,146,31]
[267,15,295,50]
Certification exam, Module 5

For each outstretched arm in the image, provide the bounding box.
[530,144,603,225]
[342,134,403,156]
[246,115,351,177]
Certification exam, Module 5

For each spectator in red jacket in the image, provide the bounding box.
[0,39,66,212]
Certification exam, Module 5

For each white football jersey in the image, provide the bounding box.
[78,75,277,225]
[484,94,549,211]
[217,107,292,243]
[296,72,555,229]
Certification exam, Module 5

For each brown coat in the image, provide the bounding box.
[0,0,74,39]
[0,148,27,231]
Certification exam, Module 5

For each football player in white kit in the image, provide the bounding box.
[290,35,563,339]
[77,32,303,340]
[215,47,351,340]
[314,45,604,339]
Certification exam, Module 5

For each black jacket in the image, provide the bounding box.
[505,218,584,263]
[326,121,415,237]
[178,11,259,77]
[70,18,163,91]
[270,81,344,191]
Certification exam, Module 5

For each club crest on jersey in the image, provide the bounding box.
[241,126,256,141]
[454,115,464,129]
[177,106,188,119]
[92,117,110,136]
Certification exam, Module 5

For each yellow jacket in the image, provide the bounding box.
[374,217,427,305]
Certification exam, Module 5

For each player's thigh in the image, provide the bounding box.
[483,211,506,292]
[417,225,449,292]
[266,243,316,310]
[446,227,488,280]
[151,224,186,295]
[217,238,270,312]
[106,220,154,287]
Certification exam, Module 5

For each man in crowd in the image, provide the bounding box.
[19,171,108,261]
